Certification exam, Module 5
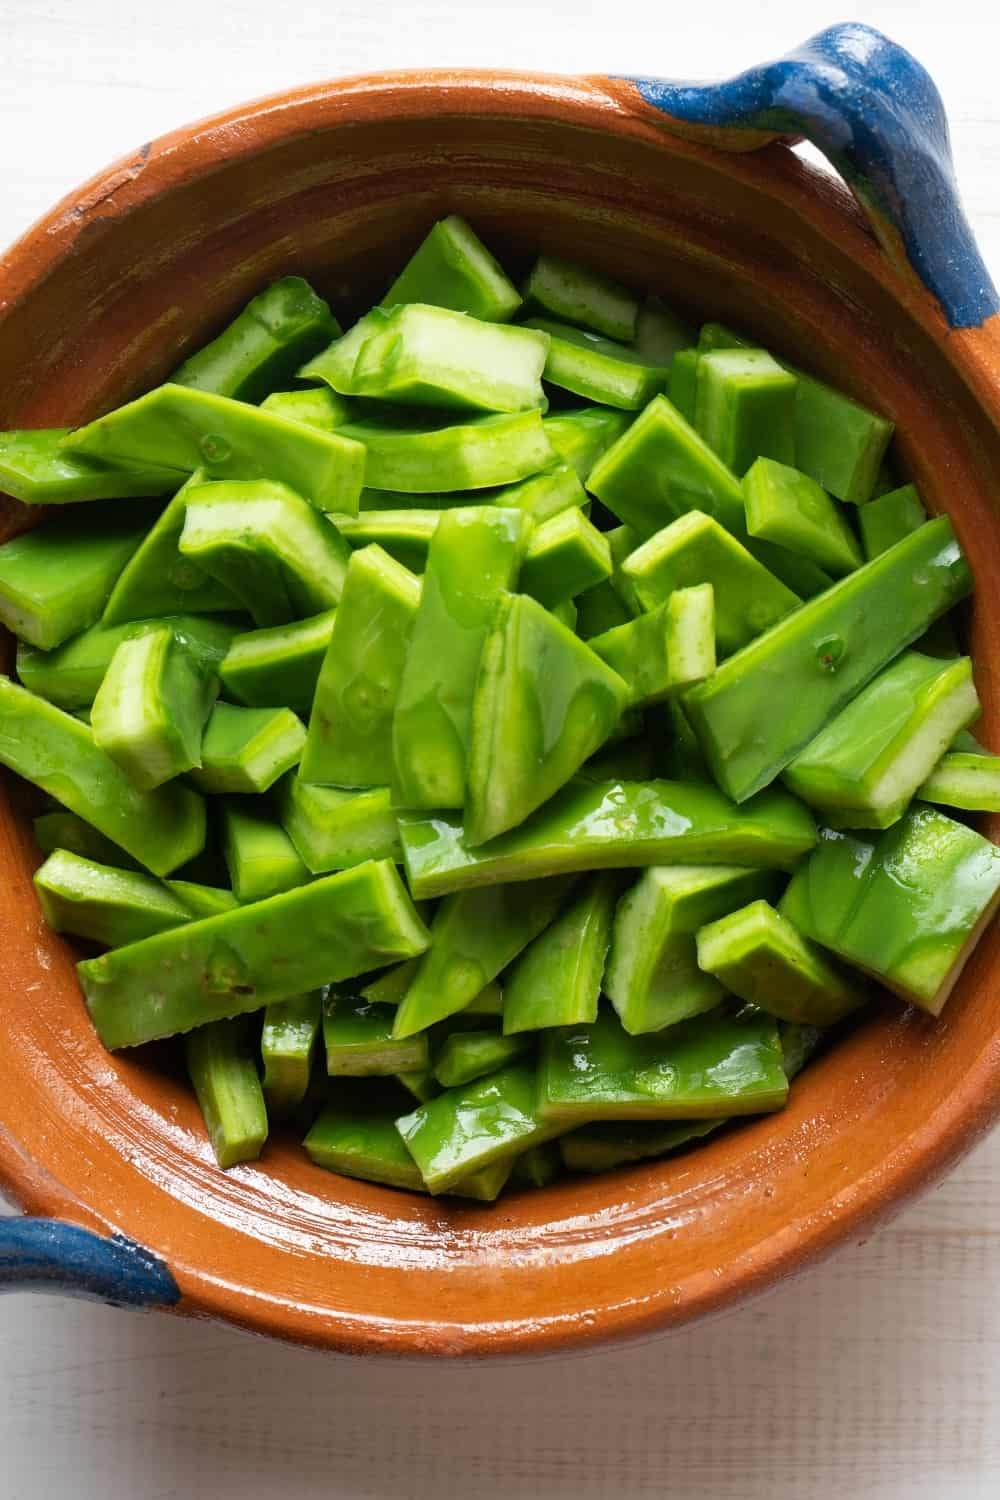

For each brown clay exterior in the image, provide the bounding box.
[2,72,1000,1357]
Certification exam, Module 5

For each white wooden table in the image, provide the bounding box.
[2,1,999,1495]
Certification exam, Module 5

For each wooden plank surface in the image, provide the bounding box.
[2,1,999,1495]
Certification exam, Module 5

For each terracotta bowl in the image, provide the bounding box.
[2,23,1000,1355]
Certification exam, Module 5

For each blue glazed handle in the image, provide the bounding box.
[618,22,998,331]
[0,1217,180,1307]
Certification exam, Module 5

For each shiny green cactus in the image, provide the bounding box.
[503,873,620,1034]
[171,276,339,403]
[391,878,575,1038]
[464,593,630,846]
[604,865,781,1034]
[392,506,528,811]
[63,383,365,513]
[695,899,866,1026]
[537,1004,787,1122]
[0,675,205,876]
[79,859,430,1049]
[300,544,421,789]
[0,501,160,650]
[90,623,218,790]
[780,809,1000,1016]
[523,316,669,409]
[379,216,523,322]
[177,479,352,627]
[783,652,980,828]
[683,517,972,802]
[399,778,816,899]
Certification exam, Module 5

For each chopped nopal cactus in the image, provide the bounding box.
[503,873,618,1034]
[464,593,630,846]
[745,535,834,599]
[695,899,866,1025]
[683,517,972,802]
[538,1004,787,1122]
[391,878,574,1038]
[218,610,336,715]
[79,859,430,1049]
[396,1069,441,1105]
[165,880,238,918]
[331,510,437,572]
[655,699,713,783]
[186,1017,268,1168]
[63,383,365,514]
[524,255,638,341]
[588,395,746,539]
[299,308,390,393]
[783,652,980,829]
[919,741,1000,812]
[695,323,894,503]
[324,995,430,1076]
[362,963,503,1018]
[279,778,401,872]
[177,479,352,627]
[604,865,781,1034]
[102,470,241,624]
[697,323,747,353]
[347,303,548,412]
[380,215,522,322]
[789,370,893,505]
[695,349,797,477]
[519,507,612,607]
[0,428,178,505]
[542,406,633,481]
[396,1062,563,1194]
[588,606,672,705]
[859,483,927,560]
[261,992,323,1115]
[34,849,193,947]
[781,810,1000,1016]
[743,457,863,577]
[17,613,240,712]
[190,703,305,795]
[335,409,555,493]
[489,464,588,523]
[560,1118,723,1173]
[392,506,528,811]
[306,1093,426,1192]
[11,234,1000,1205]
[171,276,339,402]
[665,583,716,691]
[622,510,799,655]
[668,349,700,423]
[0,501,159,650]
[91,624,218,790]
[300,545,421,788]
[220,800,311,905]
[33,811,139,871]
[523,317,668,409]
[0,675,205,876]
[259,386,356,431]
[399,779,816,898]
[780,1021,827,1082]
[433,1029,531,1088]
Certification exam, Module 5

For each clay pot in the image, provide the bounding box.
[1,24,999,1354]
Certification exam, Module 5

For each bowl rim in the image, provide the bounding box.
[3,67,1000,1357]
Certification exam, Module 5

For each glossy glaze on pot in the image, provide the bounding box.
[2,31,1000,1355]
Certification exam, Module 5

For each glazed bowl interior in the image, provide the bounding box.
[2,74,1000,1356]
